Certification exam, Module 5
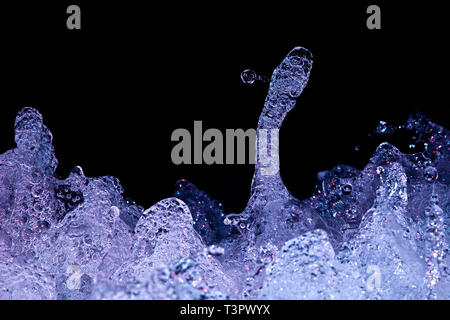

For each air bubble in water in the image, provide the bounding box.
[341,184,353,195]
[424,166,438,182]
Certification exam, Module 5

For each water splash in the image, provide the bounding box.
[0,47,448,299]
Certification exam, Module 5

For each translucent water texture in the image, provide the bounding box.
[0,47,448,299]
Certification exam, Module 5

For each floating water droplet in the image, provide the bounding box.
[377,121,388,134]
[241,69,257,84]
[424,166,438,182]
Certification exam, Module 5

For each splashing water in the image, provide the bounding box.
[0,47,449,299]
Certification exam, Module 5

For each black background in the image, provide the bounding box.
[1,300,446,318]
[0,1,448,213]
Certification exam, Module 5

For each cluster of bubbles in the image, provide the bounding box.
[0,47,449,299]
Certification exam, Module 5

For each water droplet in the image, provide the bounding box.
[241,69,257,84]
[377,121,387,134]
